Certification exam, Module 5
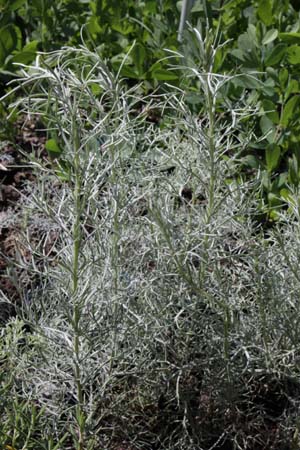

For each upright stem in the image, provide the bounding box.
[109,144,121,375]
[206,81,216,223]
[72,126,82,295]
[71,116,85,450]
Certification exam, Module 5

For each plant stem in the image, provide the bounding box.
[71,115,85,449]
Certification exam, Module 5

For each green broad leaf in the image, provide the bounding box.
[265,44,286,66]
[149,61,161,72]
[190,0,205,12]
[262,29,278,45]
[213,47,226,72]
[131,43,146,76]
[266,143,281,172]
[266,67,279,82]
[277,172,288,189]
[89,0,96,14]
[261,170,271,190]
[262,99,279,123]
[242,154,260,169]
[280,187,292,202]
[12,40,38,64]
[290,132,300,144]
[285,79,299,100]
[237,38,257,66]
[220,0,245,10]
[21,40,38,53]
[238,31,256,52]
[87,17,102,34]
[278,68,288,87]
[281,95,300,127]
[248,24,258,45]
[230,49,245,62]
[185,93,202,104]
[176,1,182,12]
[260,115,276,143]
[248,141,268,150]
[258,0,273,26]
[279,32,300,44]
[268,209,279,221]
[90,83,102,96]
[288,154,299,185]
[287,45,300,64]
[144,0,156,13]
[268,192,281,207]
[233,73,262,89]
[262,77,276,96]
[151,68,178,81]
[12,51,35,65]
[55,167,71,182]
[111,22,134,35]
[9,0,26,10]
[0,25,18,66]
[45,139,62,153]
[119,65,139,79]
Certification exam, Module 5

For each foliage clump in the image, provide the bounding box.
[2,2,300,449]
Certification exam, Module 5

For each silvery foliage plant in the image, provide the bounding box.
[2,28,298,450]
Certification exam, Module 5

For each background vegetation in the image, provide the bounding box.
[2,0,300,219]
[1,1,300,449]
